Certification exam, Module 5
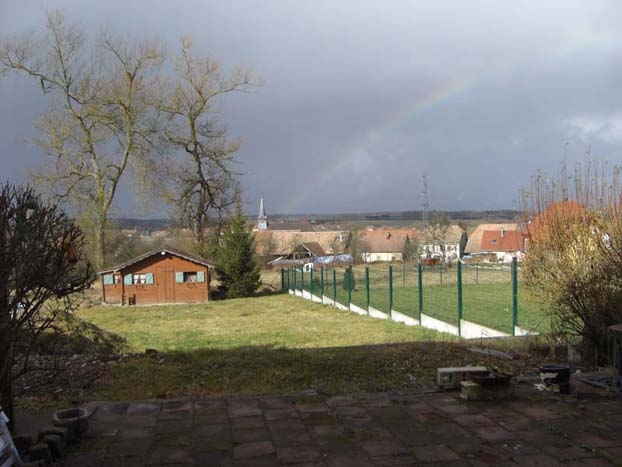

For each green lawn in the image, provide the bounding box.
[21,293,548,407]
[78,294,449,353]
[304,274,550,334]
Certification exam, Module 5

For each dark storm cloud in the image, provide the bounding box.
[1,0,620,215]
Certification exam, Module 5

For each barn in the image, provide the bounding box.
[98,248,216,305]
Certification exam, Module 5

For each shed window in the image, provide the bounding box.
[175,271,206,283]
[124,273,154,285]
[183,272,198,283]
[133,273,147,284]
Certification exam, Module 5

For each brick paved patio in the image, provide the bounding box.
[61,387,621,466]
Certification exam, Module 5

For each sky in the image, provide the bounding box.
[0,0,621,217]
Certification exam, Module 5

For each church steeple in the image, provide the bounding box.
[258,195,268,231]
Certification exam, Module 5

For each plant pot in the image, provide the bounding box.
[539,365,571,393]
[52,408,90,442]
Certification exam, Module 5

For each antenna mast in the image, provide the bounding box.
[422,175,430,227]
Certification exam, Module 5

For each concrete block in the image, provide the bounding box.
[37,427,68,450]
[460,380,515,401]
[437,366,488,388]
[41,434,64,459]
[27,442,53,464]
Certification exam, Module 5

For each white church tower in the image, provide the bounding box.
[258,195,268,231]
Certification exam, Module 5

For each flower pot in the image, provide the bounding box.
[539,365,571,394]
[52,408,90,442]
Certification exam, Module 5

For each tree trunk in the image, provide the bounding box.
[0,338,14,431]
[94,214,106,270]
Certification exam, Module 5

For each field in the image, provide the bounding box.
[29,293,548,406]
[289,263,551,334]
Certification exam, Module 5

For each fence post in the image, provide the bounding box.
[389,265,393,318]
[320,266,324,304]
[457,261,463,336]
[293,268,297,292]
[402,262,406,287]
[418,263,423,323]
[365,266,370,314]
[310,268,314,299]
[512,256,518,336]
[301,268,305,295]
[332,268,337,305]
[476,262,479,285]
[439,266,443,286]
[281,268,285,291]
[346,266,352,310]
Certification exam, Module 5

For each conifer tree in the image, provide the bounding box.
[216,211,260,298]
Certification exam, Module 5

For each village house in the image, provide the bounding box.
[465,223,525,262]
[252,196,348,263]
[98,248,215,305]
[357,227,419,263]
[417,224,467,264]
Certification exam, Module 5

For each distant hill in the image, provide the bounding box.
[112,210,521,231]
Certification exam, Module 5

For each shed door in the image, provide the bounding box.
[156,268,175,303]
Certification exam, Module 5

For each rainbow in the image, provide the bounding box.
[279,32,611,214]
[281,75,476,214]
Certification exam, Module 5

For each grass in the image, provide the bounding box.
[292,264,551,334]
[78,294,449,352]
[17,292,553,409]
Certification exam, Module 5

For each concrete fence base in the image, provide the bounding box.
[287,288,538,339]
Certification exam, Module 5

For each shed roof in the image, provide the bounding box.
[300,242,326,257]
[98,248,216,275]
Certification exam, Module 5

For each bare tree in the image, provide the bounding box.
[522,158,622,362]
[0,11,164,268]
[0,183,93,429]
[160,37,253,259]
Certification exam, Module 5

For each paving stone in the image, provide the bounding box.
[195,411,229,424]
[123,414,159,428]
[471,425,516,442]
[154,419,193,434]
[229,399,262,418]
[127,402,161,416]
[571,432,621,448]
[301,412,339,426]
[258,397,294,410]
[276,445,323,464]
[370,453,418,466]
[564,458,617,466]
[360,439,408,457]
[412,444,461,463]
[512,453,566,466]
[264,408,298,420]
[118,426,154,440]
[192,423,231,441]
[192,449,233,467]
[232,427,272,443]
[324,395,355,407]
[334,406,369,418]
[233,441,275,459]
[323,451,375,467]
[145,445,195,465]
[454,413,496,426]
[153,432,193,448]
[496,415,534,431]
[107,439,151,457]
[231,415,265,429]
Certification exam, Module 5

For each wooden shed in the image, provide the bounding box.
[98,248,215,305]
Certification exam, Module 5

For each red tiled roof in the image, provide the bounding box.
[480,230,524,252]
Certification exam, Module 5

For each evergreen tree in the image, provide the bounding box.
[216,212,261,298]
[402,235,417,262]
